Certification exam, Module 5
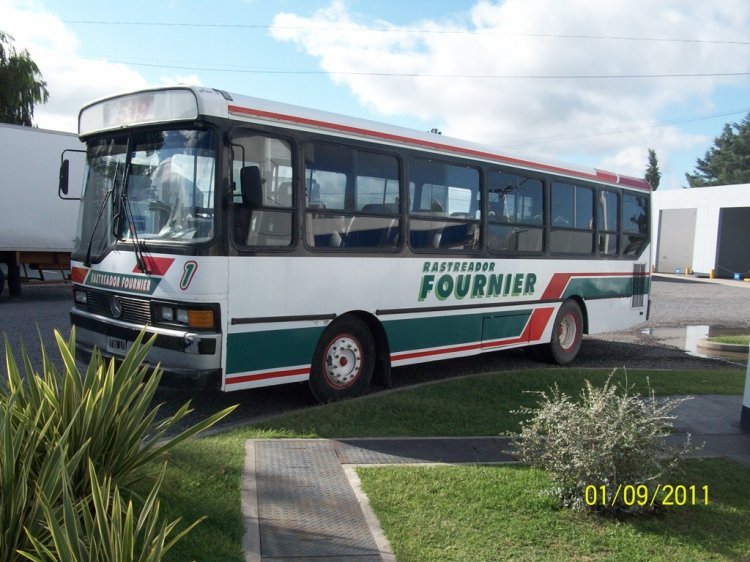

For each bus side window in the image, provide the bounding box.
[598,189,619,256]
[231,133,294,248]
[550,181,594,255]
[622,193,648,257]
[408,158,480,252]
[305,142,401,250]
[487,170,544,254]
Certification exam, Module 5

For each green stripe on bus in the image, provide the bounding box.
[482,312,532,342]
[383,310,532,353]
[564,277,635,299]
[225,309,534,374]
[223,286,647,375]
[225,326,324,375]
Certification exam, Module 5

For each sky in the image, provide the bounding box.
[2,0,750,190]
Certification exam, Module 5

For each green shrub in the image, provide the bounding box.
[512,372,697,514]
[19,461,201,562]
[0,394,88,561]
[4,329,234,494]
[0,328,235,560]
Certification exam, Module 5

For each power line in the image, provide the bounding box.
[62,20,750,46]
[90,58,750,79]
[500,107,750,147]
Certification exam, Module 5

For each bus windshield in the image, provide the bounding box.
[73,128,216,261]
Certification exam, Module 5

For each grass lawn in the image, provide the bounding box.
[357,459,750,562]
[708,335,750,346]
[245,367,745,438]
[152,367,746,561]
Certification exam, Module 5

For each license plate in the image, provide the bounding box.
[107,337,129,355]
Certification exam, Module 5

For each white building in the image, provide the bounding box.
[651,183,750,278]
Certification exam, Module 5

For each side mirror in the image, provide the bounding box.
[59,148,86,200]
[59,159,70,196]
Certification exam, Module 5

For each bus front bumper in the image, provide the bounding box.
[70,309,222,387]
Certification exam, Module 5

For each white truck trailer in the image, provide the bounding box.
[0,123,85,296]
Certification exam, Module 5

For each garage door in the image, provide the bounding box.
[657,208,696,273]
[717,207,750,278]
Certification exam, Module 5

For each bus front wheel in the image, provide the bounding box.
[309,315,375,403]
[546,300,583,365]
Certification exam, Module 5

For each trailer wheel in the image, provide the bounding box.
[547,300,584,365]
[309,315,375,403]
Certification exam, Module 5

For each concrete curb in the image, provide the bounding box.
[342,466,397,562]
[696,338,749,360]
[241,441,261,562]
[652,273,750,288]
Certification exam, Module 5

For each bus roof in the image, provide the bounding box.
[80,85,651,192]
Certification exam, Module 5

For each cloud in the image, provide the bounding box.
[159,74,203,87]
[1,0,148,132]
[271,0,750,180]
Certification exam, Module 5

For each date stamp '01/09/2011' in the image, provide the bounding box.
[584,484,709,508]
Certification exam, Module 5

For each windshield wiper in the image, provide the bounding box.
[123,195,149,274]
[84,161,120,267]
[120,163,150,274]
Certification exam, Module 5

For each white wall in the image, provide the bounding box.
[651,184,750,276]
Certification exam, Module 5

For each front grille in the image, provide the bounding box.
[83,288,152,325]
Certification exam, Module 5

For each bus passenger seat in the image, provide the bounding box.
[233,207,251,245]
[233,166,262,245]
[306,213,347,248]
[240,166,262,209]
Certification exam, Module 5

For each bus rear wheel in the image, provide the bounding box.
[309,315,375,403]
[546,300,583,365]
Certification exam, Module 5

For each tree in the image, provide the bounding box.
[0,31,49,126]
[644,148,661,190]
[685,112,750,187]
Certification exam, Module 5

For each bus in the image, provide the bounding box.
[61,86,651,402]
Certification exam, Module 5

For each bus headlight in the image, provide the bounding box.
[176,308,189,324]
[74,289,88,305]
[156,304,215,330]
[160,306,174,321]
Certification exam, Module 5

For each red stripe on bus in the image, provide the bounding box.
[132,256,175,276]
[391,342,483,362]
[227,104,650,191]
[540,273,574,300]
[594,169,618,183]
[481,335,526,349]
[481,306,555,349]
[225,366,310,386]
[393,306,557,360]
[619,175,653,189]
[71,266,88,284]
[528,306,555,341]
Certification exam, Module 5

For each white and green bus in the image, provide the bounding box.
[61,86,651,402]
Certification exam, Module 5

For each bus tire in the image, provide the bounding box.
[309,315,375,403]
[546,300,583,365]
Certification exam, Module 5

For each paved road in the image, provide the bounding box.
[646,275,750,328]
[1,276,747,428]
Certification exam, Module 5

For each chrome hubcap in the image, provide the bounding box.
[558,313,577,351]
[324,335,362,388]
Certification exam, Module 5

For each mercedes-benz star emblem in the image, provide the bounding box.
[110,296,123,319]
